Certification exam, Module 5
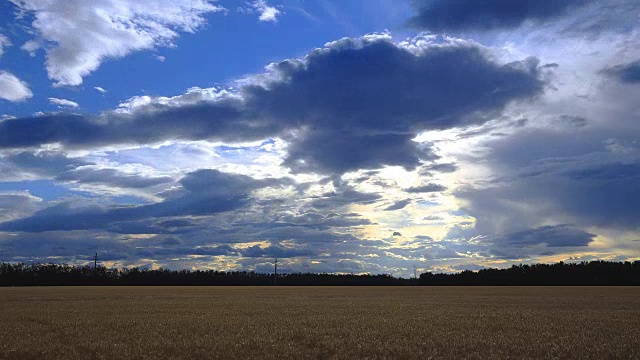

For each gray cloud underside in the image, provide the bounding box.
[56,167,174,189]
[409,0,640,37]
[0,35,547,174]
[408,0,593,31]
[0,169,288,232]
[0,192,41,222]
[456,126,640,232]
[384,199,411,211]
[0,151,90,178]
[405,183,447,193]
[601,60,640,84]
[0,206,376,264]
[0,151,172,190]
[497,225,595,247]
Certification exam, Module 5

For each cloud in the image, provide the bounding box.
[0,151,91,179]
[283,133,432,174]
[240,244,314,258]
[276,211,372,230]
[408,0,594,32]
[423,163,457,173]
[0,191,42,222]
[0,71,33,102]
[498,225,596,248]
[94,86,107,93]
[48,97,79,108]
[408,0,640,37]
[0,35,547,177]
[455,128,640,233]
[253,35,545,173]
[310,186,381,210]
[601,60,640,84]
[0,169,287,232]
[384,199,411,211]
[0,34,10,57]
[11,0,224,86]
[405,183,447,193]
[252,225,356,245]
[250,1,281,23]
[56,167,174,189]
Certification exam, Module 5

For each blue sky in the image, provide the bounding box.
[0,0,639,275]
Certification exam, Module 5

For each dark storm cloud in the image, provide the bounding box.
[0,169,286,232]
[601,60,640,84]
[498,225,595,247]
[405,183,447,193]
[408,0,594,32]
[56,167,174,189]
[0,35,547,174]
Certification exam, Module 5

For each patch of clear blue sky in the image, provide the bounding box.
[0,180,83,201]
[0,0,415,117]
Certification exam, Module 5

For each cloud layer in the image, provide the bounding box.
[0,34,547,176]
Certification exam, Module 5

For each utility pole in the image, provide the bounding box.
[94,253,98,270]
[414,265,417,280]
[274,257,278,286]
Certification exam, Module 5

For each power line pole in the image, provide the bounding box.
[274,257,278,286]
[414,265,417,280]
[94,253,98,270]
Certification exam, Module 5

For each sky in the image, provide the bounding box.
[0,0,638,276]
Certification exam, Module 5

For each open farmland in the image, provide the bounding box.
[0,287,638,359]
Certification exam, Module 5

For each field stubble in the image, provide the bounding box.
[0,286,638,359]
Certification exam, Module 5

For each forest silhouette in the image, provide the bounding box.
[1,260,638,286]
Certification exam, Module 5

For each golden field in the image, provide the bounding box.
[0,286,638,359]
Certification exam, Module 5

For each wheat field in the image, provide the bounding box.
[0,286,638,359]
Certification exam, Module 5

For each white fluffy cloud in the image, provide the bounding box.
[250,0,281,22]
[48,97,79,108]
[0,34,32,103]
[10,0,224,86]
[0,71,33,102]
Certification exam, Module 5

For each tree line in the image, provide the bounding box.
[0,260,638,286]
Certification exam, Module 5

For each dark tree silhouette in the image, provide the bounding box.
[0,261,638,286]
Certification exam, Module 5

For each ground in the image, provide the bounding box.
[0,286,638,359]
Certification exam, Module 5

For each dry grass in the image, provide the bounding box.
[0,286,638,359]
